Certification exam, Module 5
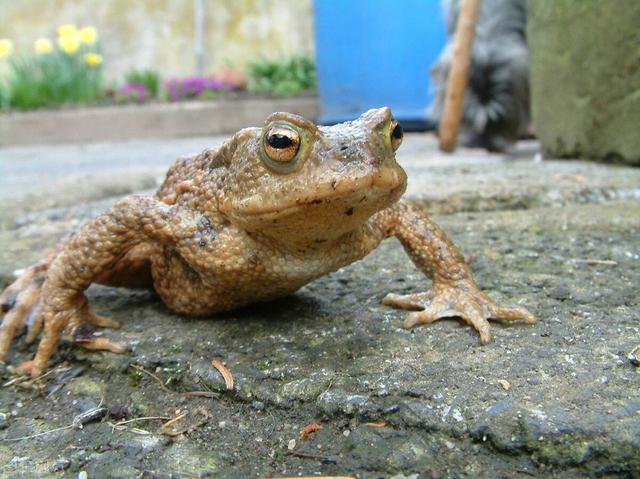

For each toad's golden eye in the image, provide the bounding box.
[390,120,403,151]
[263,126,300,162]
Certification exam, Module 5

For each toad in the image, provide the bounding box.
[0,108,535,377]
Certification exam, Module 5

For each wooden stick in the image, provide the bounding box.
[438,0,481,152]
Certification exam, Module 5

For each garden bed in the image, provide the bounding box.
[0,94,319,146]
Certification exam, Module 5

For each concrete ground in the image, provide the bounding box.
[0,133,638,478]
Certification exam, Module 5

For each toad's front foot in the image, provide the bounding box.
[383,281,535,344]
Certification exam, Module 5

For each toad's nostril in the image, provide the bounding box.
[390,120,403,150]
[392,123,403,140]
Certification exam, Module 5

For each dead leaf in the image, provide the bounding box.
[299,422,322,440]
[553,173,588,183]
[364,421,388,429]
[211,359,234,391]
[498,379,511,391]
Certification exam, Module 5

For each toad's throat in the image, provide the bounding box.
[233,167,407,217]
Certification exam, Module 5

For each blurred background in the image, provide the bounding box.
[0,0,447,128]
[1,4,640,477]
[0,1,314,80]
[0,0,638,160]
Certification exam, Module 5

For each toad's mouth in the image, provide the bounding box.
[228,166,407,219]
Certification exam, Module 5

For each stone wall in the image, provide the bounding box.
[0,0,314,80]
[528,0,640,165]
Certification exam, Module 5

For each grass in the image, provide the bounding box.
[0,79,9,109]
[246,55,316,97]
[8,51,103,110]
[125,69,160,98]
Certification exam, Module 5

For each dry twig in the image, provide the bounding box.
[572,258,618,266]
[159,407,210,437]
[2,400,106,442]
[132,364,217,398]
[277,477,352,479]
[3,364,67,388]
[158,411,188,436]
[286,450,340,464]
[110,416,171,432]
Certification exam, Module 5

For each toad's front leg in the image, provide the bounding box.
[23,196,185,377]
[373,201,535,343]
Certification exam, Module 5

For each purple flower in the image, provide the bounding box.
[116,83,149,104]
[164,76,234,101]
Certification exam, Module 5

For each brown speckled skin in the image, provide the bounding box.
[0,108,535,377]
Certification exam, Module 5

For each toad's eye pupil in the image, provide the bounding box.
[267,134,293,149]
[392,123,403,140]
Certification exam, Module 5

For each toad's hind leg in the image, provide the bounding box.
[4,195,191,377]
[42,243,155,336]
[94,243,156,290]
[66,243,159,353]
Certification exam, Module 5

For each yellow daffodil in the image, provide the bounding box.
[83,52,102,67]
[78,26,98,45]
[58,34,80,54]
[34,38,53,54]
[0,39,14,59]
[57,24,78,38]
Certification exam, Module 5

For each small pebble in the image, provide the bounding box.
[287,439,296,450]
[629,346,639,367]
[50,458,71,473]
[383,404,399,414]
[0,412,8,430]
[498,379,511,391]
[108,405,129,420]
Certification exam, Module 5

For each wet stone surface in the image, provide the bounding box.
[0,134,639,478]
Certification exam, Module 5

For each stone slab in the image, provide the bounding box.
[1,201,638,477]
[0,135,639,477]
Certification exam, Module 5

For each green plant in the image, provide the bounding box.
[0,80,9,110]
[1,25,104,111]
[9,51,103,110]
[125,69,160,98]
[246,55,316,97]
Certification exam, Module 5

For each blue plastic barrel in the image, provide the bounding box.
[313,0,446,128]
